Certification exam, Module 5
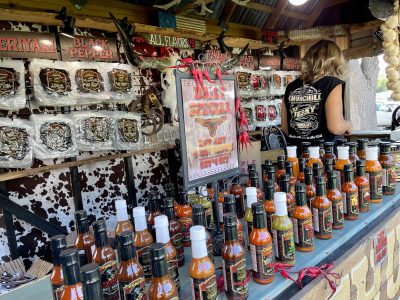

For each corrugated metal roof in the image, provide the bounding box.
[231,0,278,28]
[274,15,304,31]
[204,0,227,19]
[286,0,319,15]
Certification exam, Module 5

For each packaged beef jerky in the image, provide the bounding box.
[268,71,286,96]
[254,98,269,128]
[0,60,26,110]
[104,63,136,104]
[112,111,142,150]
[30,114,78,159]
[0,117,33,168]
[241,99,256,131]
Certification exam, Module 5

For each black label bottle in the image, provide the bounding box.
[342,164,359,220]
[50,235,67,300]
[326,170,344,230]
[312,176,333,240]
[59,249,84,300]
[280,174,296,218]
[304,167,316,210]
[264,180,276,234]
[74,210,95,267]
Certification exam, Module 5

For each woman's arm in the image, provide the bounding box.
[325,84,352,135]
[281,101,289,135]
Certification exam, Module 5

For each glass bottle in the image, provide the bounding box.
[192,204,214,262]
[334,146,351,192]
[249,171,264,200]
[221,213,249,299]
[280,174,296,218]
[324,142,337,165]
[365,146,383,203]
[230,177,245,218]
[285,161,297,196]
[355,160,370,213]
[155,215,180,291]
[379,142,396,195]
[324,158,334,182]
[50,235,67,300]
[262,160,273,183]
[247,163,257,186]
[276,155,286,187]
[163,197,184,267]
[133,206,153,282]
[307,146,323,168]
[318,139,325,161]
[347,142,359,168]
[292,183,314,252]
[326,171,344,230]
[286,146,299,179]
[217,189,225,225]
[357,138,368,160]
[81,263,104,300]
[223,195,245,249]
[250,202,274,284]
[342,164,359,220]
[189,226,217,300]
[176,189,193,246]
[60,249,84,300]
[245,187,258,246]
[272,192,295,265]
[313,162,323,183]
[337,138,347,147]
[165,183,179,214]
[148,243,179,300]
[267,166,280,192]
[301,142,311,161]
[264,180,276,234]
[147,192,162,240]
[312,176,333,239]
[297,158,306,183]
[74,210,95,267]
[304,167,316,209]
[92,220,119,300]
[114,199,134,259]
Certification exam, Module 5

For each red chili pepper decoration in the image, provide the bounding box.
[191,68,200,90]
[203,69,215,84]
[215,67,225,91]
[197,69,206,93]
[239,131,252,151]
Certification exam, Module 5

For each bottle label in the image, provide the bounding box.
[266,212,274,233]
[335,170,342,191]
[190,275,217,300]
[178,217,192,246]
[341,192,347,214]
[77,249,88,266]
[99,260,118,296]
[290,185,296,196]
[167,258,180,289]
[332,199,344,227]
[306,195,314,210]
[247,222,253,242]
[312,207,332,235]
[292,217,314,248]
[367,171,383,200]
[218,202,224,223]
[51,283,64,300]
[222,258,248,296]
[207,240,214,262]
[272,228,295,263]
[137,245,152,279]
[238,230,245,249]
[205,206,215,231]
[383,166,396,194]
[345,191,359,217]
[171,232,185,263]
[287,202,295,218]
[119,277,146,300]
[250,244,274,280]
[358,185,370,211]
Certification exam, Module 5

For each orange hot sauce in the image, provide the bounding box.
[347,142,359,168]
[365,146,383,203]
[59,249,84,300]
[50,235,67,300]
[355,160,370,213]
[176,189,193,246]
[276,155,286,187]
[307,146,323,168]
[379,142,396,195]
[324,158,334,182]
[114,199,134,259]
[223,195,246,249]
[342,164,359,220]
[357,139,368,160]
[267,166,280,192]
[326,170,344,229]
[230,177,245,218]
[312,176,333,240]
[264,180,276,234]
[147,192,162,240]
[304,167,316,210]
[297,158,306,183]
[74,211,95,267]
[280,174,296,218]
[286,146,299,179]
[301,142,311,161]
[285,161,297,196]
[324,142,337,165]
[335,146,351,192]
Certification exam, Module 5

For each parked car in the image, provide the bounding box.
[376,102,399,128]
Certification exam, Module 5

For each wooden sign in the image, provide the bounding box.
[240,55,256,70]
[259,55,281,70]
[0,31,57,59]
[283,57,302,71]
[141,33,196,49]
[205,49,231,64]
[261,30,278,44]
[60,35,118,62]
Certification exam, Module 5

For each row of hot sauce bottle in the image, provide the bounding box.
[49,138,396,300]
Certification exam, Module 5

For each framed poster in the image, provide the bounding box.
[176,72,240,189]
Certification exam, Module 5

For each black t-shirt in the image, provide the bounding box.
[283,76,345,147]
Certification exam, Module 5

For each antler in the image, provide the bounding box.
[221,43,250,71]
[230,0,251,5]
[194,0,214,16]
[153,0,182,10]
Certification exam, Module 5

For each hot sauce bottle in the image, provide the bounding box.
[326,171,344,230]
[50,235,67,300]
[117,231,146,300]
[286,146,299,179]
[163,197,184,267]
[379,142,396,195]
[154,215,180,291]
[115,199,134,259]
[324,142,337,165]
[324,158,334,182]
[307,146,323,168]
[298,158,306,183]
[262,160,273,183]
[285,161,297,196]
[357,138,368,160]
[250,202,274,284]
[312,176,333,240]
[267,166,280,192]
[301,142,311,161]
[365,146,383,203]
[132,206,153,282]
[337,138,347,147]
[249,171,264,200]
[264,180,276,234]
[81,263,103,300]
[304,167,316,209]
[318,139,325,161]
[189,226,217,300]
[292,183,314,252]
[230,177,245,218]
[147,192,162,240]
[60,249,84,300]
[280,174,296,218]
[217,190,225,225]
[247,164,257,186]
[347,142,359,168]
[355,160,370,213]
[148,243,179,300]
[74,210,95,267]
[276,155,286,187]
[165,183,179,214]
[272,192,295,265]
[335,146,351,192]
[245,187,258,245]
[92,220,119,300]
[223,195,246,249]
[221,213,249,299]
[176,189,193,246]
[342,164,359,220]
[192,204,214,262]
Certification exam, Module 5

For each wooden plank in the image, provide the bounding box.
[264,0,288,30]
[0,144,175,182]
[304,0,351,28]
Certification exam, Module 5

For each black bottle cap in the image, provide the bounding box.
[285,161,293,168]
[295,183,306,193]
[265,160,273,167]
[356,160,365,167]
[192,204,204,216]
[304,167,313,175]
[251,202,264,215]
[277,155,285,162]
[164,197,174,209]
[281,174,290,181]
[266,180,274,189]
[313,162,321,170]
[248,164,256,172]
[379,142,391,154]
[337,138,347,146]
[327,170,336,179]
[267,166,275,173]
[92,219,107,233]
[301,142,310,153]
[318,139,324,147]
[75,210,87,222]
[149,243,166,261]
[316,176,326,185]
[249,171,258,179]
[324,142,334,147]
[325,158,333,165]
[81,263,101,285]
[60,248,79,267]
[298,158,306,164]
[60,248,80,285]
[344,164,353,172]
[357,138,368,150]
[223,213,237,227]
[50,235,67,265]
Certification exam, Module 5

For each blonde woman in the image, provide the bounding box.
[281,40,352,149]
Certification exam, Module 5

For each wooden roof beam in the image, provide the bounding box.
[175,0,214,15]
[264,0,288,30]
[303,0,351,28]
[219,1,237,28]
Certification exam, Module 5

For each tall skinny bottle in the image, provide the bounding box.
[365,146,383,203]
[74,210,95,267]
[192,204,214,261]
[50,235,67,300]
[60,249,84,300]
[264,180,276,234]
[276,155,286,187]
[285,161,297,196]
[267,166,280,192]
[312,176,333,240]
[163,197,184,267]
[334,146,351,192]
[81,263,104,300]
[223,195,245,249]
[245,187,258,245]
[304,167,316,209]
[114,199,134,259]
[357,139,368,160]
[298,158,306,183]
[286,146,299,179]
[176,189,193,247]
[342,164,359,220]
[355,160,370,213]
[280,174,296,218]
[326,170,344,230]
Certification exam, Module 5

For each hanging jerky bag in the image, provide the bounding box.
[104,63,136,105]
[112,111,142,150]
[0,60,26,110]
[241,99,256,131]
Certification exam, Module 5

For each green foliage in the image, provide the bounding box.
[376,75,388,93]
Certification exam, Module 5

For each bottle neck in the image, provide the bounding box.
[116,208,129,222]
[344,171,353,183]
[120,244,136,262]
[286,167,294,177]
[192,238,208,259]
[325,163,333,173]
[356,165,365,177]
[152,258,168,278]
[224,202,236,215]
[94,230,108,248]
[295,191,307,207]
[299,163,305,173]
[164,206,176,221]
[250,178,259,188]
[224,224,238,241]
[265,186,274,201]
[134,215,147,232]
[327,176,337,190]
[148,200,159,213]
[305,174,313,185]
[63,263,80,286]
[253,213,266,229]
[326,146,333,154]
[268,172,276,182]
[280,180,289,193]
[193,212,207,227]
[278,161,285,170]
[316,183,326,197]
[77,219,89,235]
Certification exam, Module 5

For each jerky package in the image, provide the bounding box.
[254,98,270,128]
[30,59,77,107]
[0,60,26,110]
[30,114,78,159]
[241,100,256,131]
[73,111,114,151]
[112,111,142,150]
[0,117,34,168]
[268,71,286,96]
[235,67,253,97]
[104,63,136,104]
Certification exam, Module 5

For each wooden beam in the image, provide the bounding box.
[245,1,309,21]
[219,1,237,27]
[264,0,288,30]
[304,0,351,28]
